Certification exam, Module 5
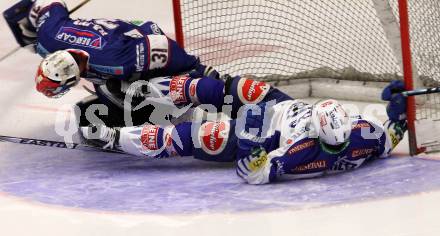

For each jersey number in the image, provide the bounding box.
[148,35,169,70]
[151,49,168,64]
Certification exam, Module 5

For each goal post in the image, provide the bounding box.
[172,0,185,48]
[172,0,440,155]
[397,0,418,155]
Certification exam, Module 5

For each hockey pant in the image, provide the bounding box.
[118,120,239,162]
[117,101,280,162]
[167,74,293,118]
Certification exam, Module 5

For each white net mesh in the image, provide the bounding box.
[403,1,440,152]
[178,0,440,151]
[180,0,402,78]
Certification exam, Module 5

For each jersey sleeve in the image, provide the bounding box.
[35,2,69,32]
[266,139,325,182]
[240,138,322,184]
[35,3,69,56]
[379,119,407,157]
[357,117,403,158]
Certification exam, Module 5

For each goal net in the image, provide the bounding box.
[172,0,440,155]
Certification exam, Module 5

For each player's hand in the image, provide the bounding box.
[382,80,407,122]
[236,146,270,184]
[189,64,220,80]
[202,65,220,80]
[17,19,37,46]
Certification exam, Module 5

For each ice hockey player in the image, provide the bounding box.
[80,73,408,184]
[5,0,217,125]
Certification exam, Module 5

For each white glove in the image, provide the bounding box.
[28,0,67,28]
[236,147,271,185]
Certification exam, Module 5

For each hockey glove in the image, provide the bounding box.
[382,80,407,122]
[3,0,37,47]
[189,64,220,80]
[236,146,270,184]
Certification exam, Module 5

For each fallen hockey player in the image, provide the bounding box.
[78,74,408,184]
[5,0,218,126]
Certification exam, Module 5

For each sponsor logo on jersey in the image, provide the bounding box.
[135,43,146,72]
[237,77,270,104]
[55,27,106,50]
[89,64,123,75]
[169,76,190,105]
[141,125,160,150]
[275,160,286,176]
[199,121,230,155]
[351,148,374,159]
[293,160,327,173]
[287,140,315,155]
[72,19,119,36]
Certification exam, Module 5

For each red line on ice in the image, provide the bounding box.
[15,104,71,113]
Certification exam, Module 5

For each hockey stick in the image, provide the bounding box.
[68,0,91,13]
[0,134,126,154]
[0,47,21,62]
[0,0,91,63]
[402,87,440,97]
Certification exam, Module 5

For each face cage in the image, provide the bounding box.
[46,77,78,98]
[49,88,71,98]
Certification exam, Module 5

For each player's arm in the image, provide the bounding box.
[236,103,303,185]
[380,80,408,156]
[166,74,292,119]
[3,0,68,49]
[236,139,321,185]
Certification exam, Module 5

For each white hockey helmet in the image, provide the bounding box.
[311,99,352,147]
[35,50,81,98]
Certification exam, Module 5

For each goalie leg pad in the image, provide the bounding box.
[3,0,36,47]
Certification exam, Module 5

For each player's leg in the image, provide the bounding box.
[75,94,125,128]
[82,119,238,162]
[93,81,156,126]
[168,75,293,118]
[119,120,237,162]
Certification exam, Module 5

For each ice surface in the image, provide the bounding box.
[1,143,440,214]
[1,0,440,235]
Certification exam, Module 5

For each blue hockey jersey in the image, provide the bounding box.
[34,2,199,81]
[236,100,394,184]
